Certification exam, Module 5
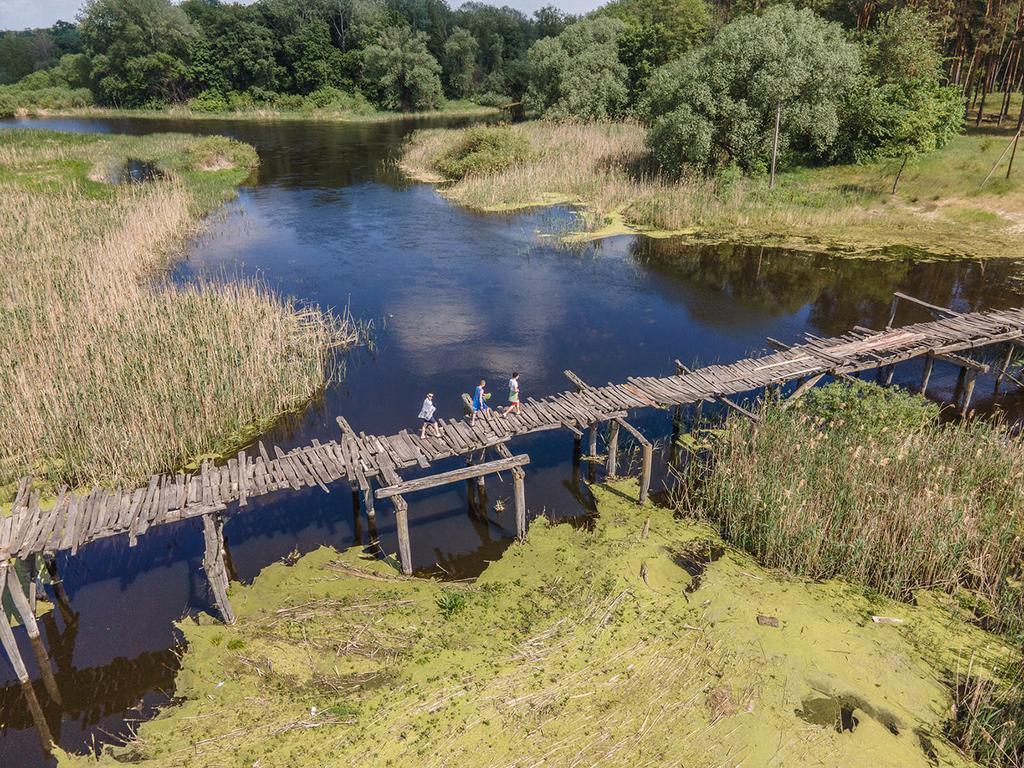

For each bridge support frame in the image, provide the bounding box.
[202,512,235,624]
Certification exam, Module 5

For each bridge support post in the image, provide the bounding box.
[606,421,619,479]
[588,424,598,459]
[363,483,375,519]
[202,513,235,624]
[920,352,934,393]
[961,370,978,414]
[4,565,62,704]
[513,469,526,541]
[393,495,413,576]
[884,364,895,387]
[996,344,1014,392]
[0,566,29,684]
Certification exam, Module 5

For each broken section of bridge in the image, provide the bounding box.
[3,296,1024,701]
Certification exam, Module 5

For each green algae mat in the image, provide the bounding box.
[60,483,1016,767]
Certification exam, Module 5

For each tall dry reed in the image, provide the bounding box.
[0,130,351,493]
[678,381,1024,634]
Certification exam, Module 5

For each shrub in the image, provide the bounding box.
[679,381,1024,635]
[473,91,511,107]
[187,89,230,113]
[434,126,531,180]
[302,86,375,114]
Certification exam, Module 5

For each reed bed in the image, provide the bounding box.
[677,381,1024,635]
[0,130,352,494]
[402,121,1024,257]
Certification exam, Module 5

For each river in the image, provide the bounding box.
[3,114,1024,767]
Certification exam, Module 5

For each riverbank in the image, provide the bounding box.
[10,100,503,125]
[57,477,1016,767]
[401,122,1024,258]
[0,129,355,499]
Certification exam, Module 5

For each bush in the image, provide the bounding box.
[301,86,375,114]
[680,381,1024,635]
[187,89,230,113]
[473,91,511,107]
[434,126,532,180]
[0,83,93,112]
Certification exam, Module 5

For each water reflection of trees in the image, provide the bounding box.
[630,239,1024,336]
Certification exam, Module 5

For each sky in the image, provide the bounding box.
[0,0,601,30]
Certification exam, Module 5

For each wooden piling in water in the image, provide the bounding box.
[920,352,934,392]
[5,566,61,704]
[996,343,1014,392]
[961,370,978,414]
[0,566,29,684]
[201,513,235,624]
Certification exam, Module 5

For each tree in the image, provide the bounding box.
[182,2,281,95]
[523,17,629,120]
[79,0,195,105]
[599,0,710,58]
[362,25,443,110]
[532,6,572,39]
[443,27,479,98]
[834,9,964,192]
[643,5,861,175]
[283,19,347,93]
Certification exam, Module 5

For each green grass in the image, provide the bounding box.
[20,99,502,124]
[56,482,1016,767]
[0,129,354,495]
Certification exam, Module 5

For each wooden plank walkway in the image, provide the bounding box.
[3,304,1024,564]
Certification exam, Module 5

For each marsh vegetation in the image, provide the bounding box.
[0,129,352,496]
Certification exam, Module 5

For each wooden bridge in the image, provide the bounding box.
[3,293,1024,698]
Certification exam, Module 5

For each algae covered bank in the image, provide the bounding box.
[58,483,1015,768]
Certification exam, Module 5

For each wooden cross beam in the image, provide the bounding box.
[887,291,959,328]
[375,454,530,499]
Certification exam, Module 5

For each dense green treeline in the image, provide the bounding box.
[0,0,575,114]
[1,0,1021,177]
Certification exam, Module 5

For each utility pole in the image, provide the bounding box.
[769,99,781,189]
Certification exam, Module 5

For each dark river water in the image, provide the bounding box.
[3,114,1024,766]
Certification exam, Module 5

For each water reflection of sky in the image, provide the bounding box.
[4,114,1024,767]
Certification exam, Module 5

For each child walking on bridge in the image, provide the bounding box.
[502,372,521,416]
[418,393,440,439]
[470,379,489,425]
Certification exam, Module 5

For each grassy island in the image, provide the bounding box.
[0,129,353,499]
[401,122,1024,258]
